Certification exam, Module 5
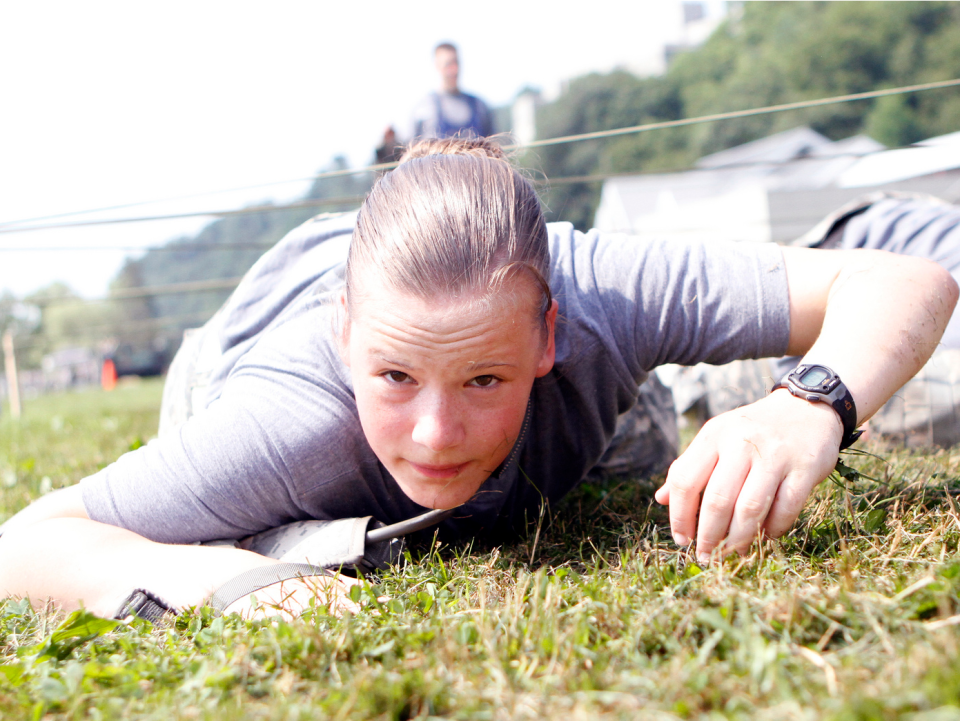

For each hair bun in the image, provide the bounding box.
[398,136,507,164]
[348,132,550,325]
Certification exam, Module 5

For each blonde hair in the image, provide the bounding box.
[346,137,552,327]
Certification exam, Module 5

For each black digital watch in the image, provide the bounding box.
[772,364,862,451]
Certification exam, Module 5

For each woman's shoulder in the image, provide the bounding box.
[216,213,355,349]
[228,212,356,307]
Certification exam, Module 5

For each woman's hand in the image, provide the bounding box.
[655,389,842,562]
[657,246,957,563]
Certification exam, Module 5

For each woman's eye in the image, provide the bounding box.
[469,375,499,388]
[383,371,411,384]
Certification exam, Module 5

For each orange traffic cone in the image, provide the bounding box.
[101,359,118,391]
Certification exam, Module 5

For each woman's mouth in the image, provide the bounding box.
[407,461,468,480]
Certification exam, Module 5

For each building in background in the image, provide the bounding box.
[632,0,731,76]
[594,126,960,244]
[510,89,542,147]
[508,1,731,146]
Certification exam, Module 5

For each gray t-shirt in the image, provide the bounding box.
[81,213,789,543]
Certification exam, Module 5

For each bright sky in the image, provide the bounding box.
[0,0,726,298]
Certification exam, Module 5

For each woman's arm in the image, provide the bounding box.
[0,485,88,532]
[655,247,959,562]
[0,494,356,619]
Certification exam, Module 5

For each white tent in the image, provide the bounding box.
[594,127,960,243]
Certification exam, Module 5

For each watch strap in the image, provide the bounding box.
[114,588,178,623]
[773,366,861,451]
[831,390,863,451]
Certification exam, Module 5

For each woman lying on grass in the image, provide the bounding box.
[0,137,956,621]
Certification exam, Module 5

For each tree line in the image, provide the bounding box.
[531,1,960,230]
[7,1,960,370]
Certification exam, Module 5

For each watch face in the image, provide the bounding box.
[798,366,832,387]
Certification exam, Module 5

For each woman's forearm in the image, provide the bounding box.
[783,247,959,422]
[0,484,88,536]
[0,517,285,618]
[659,247,959,561]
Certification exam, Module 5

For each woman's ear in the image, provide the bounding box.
[535,299,559,377]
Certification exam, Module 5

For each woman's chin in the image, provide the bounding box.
[394,475,483,510]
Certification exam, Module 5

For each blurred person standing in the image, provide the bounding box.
[375,43,493,166]
[412,43,492,140]
[375,126,403,167]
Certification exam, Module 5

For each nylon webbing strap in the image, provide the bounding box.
[209,562,332,613]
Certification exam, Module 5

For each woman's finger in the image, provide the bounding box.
[762,470,822,539]
[654,481,670,505]
[723,463,785,555]
[693,450,752,561]
[661,434,719,546]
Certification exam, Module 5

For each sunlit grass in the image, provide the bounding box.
[0,379,163,522]
[3,384,960,719]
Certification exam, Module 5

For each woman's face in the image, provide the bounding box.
[343,279,557,509]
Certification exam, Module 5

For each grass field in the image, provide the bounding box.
[2,382,960,719]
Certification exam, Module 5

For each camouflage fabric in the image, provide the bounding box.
[589,373,680,479]
[664,349,960,450]
[663,358,783,420]
[663,192,960,450]
[868,349,960,448]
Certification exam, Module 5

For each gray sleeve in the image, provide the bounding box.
[551,224,791,381]
[80,314,369,544]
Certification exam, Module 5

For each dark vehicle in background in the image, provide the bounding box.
[101,340,174,388]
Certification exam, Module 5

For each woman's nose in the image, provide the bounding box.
[410,395,465,452]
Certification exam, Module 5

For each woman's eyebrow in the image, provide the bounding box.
[467,361,516,370]
[372,352,414,370]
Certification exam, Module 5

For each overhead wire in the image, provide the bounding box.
[0,167,388,229]
[11,311,218,352]
[0,195,365,235]
[521,77,960,149]
[4,76,960,329]
[0,243,276,253]
[0,149,892,250]
[3,77,959,237]
[30,277,244,307]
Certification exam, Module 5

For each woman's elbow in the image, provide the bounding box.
[0,485,88,536]
[938,262,959,316]
[917,256,960,327]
